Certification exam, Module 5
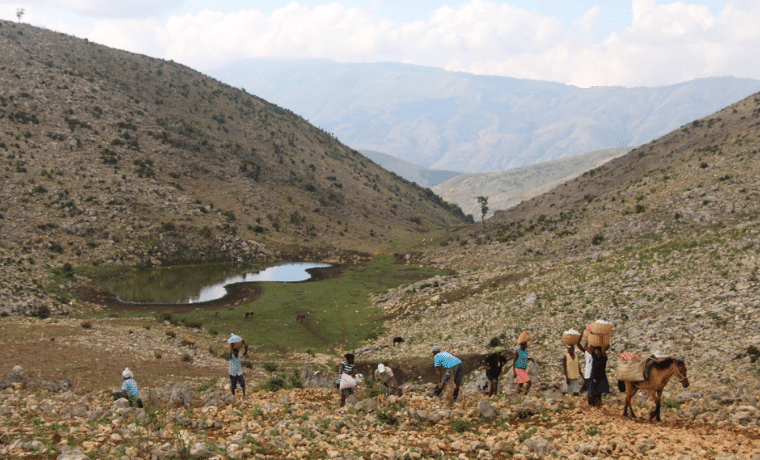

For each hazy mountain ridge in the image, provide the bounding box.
[432,147,634,218]
[360,150,462,188]
[207,58,760,172]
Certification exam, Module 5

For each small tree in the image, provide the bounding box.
[16,8,24,22]
[476,196,489,227]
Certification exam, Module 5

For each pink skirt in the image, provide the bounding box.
[515,368,530,384]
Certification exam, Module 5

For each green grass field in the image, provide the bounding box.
[88,255,446,354]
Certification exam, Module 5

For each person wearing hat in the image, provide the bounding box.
[336,353,356,407]
[430,346,463,401]
[481,348,508,397]
[113,367,143,408]
[228,335,249,398]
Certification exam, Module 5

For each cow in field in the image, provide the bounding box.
[244,311,254,319]
[393,337,404,346]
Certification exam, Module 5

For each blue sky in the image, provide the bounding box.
[3,1,756,88]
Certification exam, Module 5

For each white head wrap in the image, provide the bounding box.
[122,367,134,379]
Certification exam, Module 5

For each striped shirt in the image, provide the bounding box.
[121,378,139,398]
[433,351,462,369]
[337,361,355,384]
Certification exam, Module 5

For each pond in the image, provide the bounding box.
[99,262,331,304]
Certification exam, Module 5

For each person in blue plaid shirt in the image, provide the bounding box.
[113,367,143,408]
[229,339,249,398]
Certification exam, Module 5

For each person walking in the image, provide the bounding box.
[585,345,610,408]
[113,367,143,408]
[481,348,508,397]
[228,334,249,398]
[562,344,582,396]
[577,329,593,394]
[337,353,356,407]
[430,346,463,401]
[513,333,534,395]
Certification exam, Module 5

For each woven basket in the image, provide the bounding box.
[590,321,614,335]
[562,332,581,346]
[517,331,531,345]
[586,332,609,348]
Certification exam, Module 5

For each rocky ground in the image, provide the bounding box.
[3,358,760,460]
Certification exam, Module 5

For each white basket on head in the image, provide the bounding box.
[590,320,614,335]
[562,329,581,346]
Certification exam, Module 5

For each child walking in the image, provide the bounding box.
[513,332,534,395]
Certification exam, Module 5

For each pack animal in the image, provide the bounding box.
[244,311,254,319]
[181,338,196,348]
[296,314,306,322]
[618,357,689,421]
[392,337,404,346]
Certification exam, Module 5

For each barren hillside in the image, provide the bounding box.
[0,20,467,316]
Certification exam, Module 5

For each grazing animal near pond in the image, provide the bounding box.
[619,357,689,421]
[393,337,404,346]
[296,314,306,322]
[244,311,254,319]
[182,338,196,348]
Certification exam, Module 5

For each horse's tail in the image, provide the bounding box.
[618,380,626,392]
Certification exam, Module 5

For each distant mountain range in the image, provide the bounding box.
[360,150,461,188]
[206,59,760,173]
[432,147,633,219]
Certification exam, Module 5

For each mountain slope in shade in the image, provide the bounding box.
[207,58,760,172]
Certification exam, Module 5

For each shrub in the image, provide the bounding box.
[661,399,680,410]
[376,409,398,425]
[488,337,501,347]
[181,353,193,363]
[450,418,472,433]
[182,319,203,329]
[80,321,92,329]
[592,234,604,245]
[263,362,278,372]
[165,331,176,339]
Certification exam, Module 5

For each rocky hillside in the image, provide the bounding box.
[0,20,468,316]
[360,89,760,398]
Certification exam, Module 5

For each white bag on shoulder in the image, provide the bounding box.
[339,373,356,390]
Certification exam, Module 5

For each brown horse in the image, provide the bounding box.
[296,314,306,322]
[619,358,689,422]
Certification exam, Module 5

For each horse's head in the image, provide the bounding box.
[674,359,689,388]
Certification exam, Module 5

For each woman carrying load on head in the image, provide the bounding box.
[585,343,610,408]
[513,331,534,395]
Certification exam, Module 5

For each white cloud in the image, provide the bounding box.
[29,0,760,88]
[0,0,183,18]
[572,5,600,35]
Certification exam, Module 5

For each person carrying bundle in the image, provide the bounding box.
[561,329,582,396]
[337,353,356,407]
[513,331,534,395]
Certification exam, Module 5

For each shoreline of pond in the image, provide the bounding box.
[81,264,346,314]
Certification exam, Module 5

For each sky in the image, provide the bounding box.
[2,0,758,88]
